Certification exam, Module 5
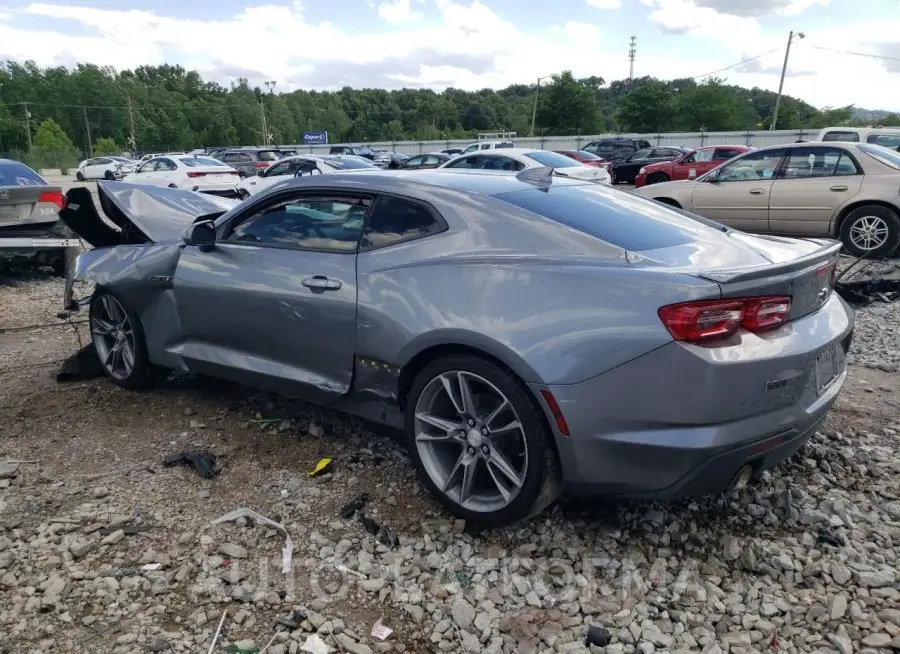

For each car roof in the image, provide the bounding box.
[456,148,547,157]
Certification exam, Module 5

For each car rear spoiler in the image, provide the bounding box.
[59,182,238,246]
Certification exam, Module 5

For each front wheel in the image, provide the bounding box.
[104,170,115,181]
[647,172,670,185]
[75,172,85,181]
[405,355,562,526]
[839,205,900,258]
[237,190,251,201]
[89,291,169,390]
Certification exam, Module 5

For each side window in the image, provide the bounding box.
[422,155,439,166]
[222,153,238,163]
[463,144,479,154]
[716,149,785,182]
[158,158,176,171]
[227,196,370,251]
[446,156,479,169]
[680,153,696,164]
[631,149,653,161]
[480,144,491,150]
[405,156,423,167]
[137,161,155,173]
[95,158,111,165]
[650,149,671,158]
[821,131,859,142]
[582,142,598,154]
[713,148,743,160]
[239,154,254,163]
[867,134,900,149]
[360,196,445,250]
[781,147,859,179]
[694,149,714,162]
[265,161,290,177]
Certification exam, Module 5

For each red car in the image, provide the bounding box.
[634,145,752,188]
[554,150,612,174]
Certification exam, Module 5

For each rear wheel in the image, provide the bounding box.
[647,172,670,185]
[167,183,178,189]
[75,172,85,181]
[405,355,562,526]
[104,170,115,181]
[654,197,682,209]
[839,205,900,257]
[238,190,251,201]
[90,290,169,390]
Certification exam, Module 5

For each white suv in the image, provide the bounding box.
[458,140,515,156]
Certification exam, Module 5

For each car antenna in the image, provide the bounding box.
[515,166,558,186]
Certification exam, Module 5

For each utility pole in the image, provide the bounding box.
[126,94,136,154]
[263,80,276,145]
[23,103,32,152]
[83,107,93,157]
[530,74,553,137]
[771,30,805,130]
[628,35,637,84]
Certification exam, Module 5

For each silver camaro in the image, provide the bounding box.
[59,170,854,526]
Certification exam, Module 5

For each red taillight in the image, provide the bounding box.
[254,162,269,168]
[816,261,837,289]
[658,296,792,343]
[230,171,240,176]
[38,191,65,210]
[186,172,207,178]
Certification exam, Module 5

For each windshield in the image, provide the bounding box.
[0,161,46,186]
[858,144,900,170]
[525,151,585,168]
[180,156,228,167]
[109,156,132,163]
[258,150,282,161]
[322,157,377,170]
[867,134,900,149]
[355,147,374,156]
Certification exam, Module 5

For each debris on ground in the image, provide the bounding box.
[371,618,393,640]
[307,457,333,477]
[162,449,219,478]
[209,507,293,573]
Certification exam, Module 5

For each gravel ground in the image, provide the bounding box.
[1,268,899,653]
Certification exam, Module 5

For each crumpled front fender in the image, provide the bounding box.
[64,243,184,311]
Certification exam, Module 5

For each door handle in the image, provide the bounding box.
[749,188,766,195]
[302,275,342,291]
[829,185,848,192]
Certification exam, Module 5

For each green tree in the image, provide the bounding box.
[535,71,600,135]
[93,136,120,155]
[31,117,79,169]
[617,79,676,132]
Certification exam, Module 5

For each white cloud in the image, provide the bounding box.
[0,0,895,111]
[377,0,424,24]
[586,0,623,9]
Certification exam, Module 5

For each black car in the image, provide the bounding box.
[399,152,451,170]
[582,138,652,166]
[609,146,692,185]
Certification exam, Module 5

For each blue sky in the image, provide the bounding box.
[0,0,898,110]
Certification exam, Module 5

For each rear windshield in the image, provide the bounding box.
[258,150,282,161]
[323,157,377,170]
[495,184,699,251]
[526,151,584,168]
[858,144,900,169]
[0,161,45,186]
[180,157,228,167]
[495,142,514,149]
[576,150,601,160]
[822,131,860,142]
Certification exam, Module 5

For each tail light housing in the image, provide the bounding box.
[658,296,792,343]
[38,191,65,210]
[254,162,269,169]
[816,260,837,290]
[186,172,207,178]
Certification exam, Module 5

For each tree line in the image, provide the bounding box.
[1,60,896,170]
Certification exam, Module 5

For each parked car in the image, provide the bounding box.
[817,126,900,151]
[0,158,78,276]
[632,141,900,257]
[235,155,378,198]
[441,148,463,157]
[328,145,391,168]
[372,149,410,169]
[634,145,752,188]
[138,152,185,163]
[437,148,611,184]
[554,150,612,174]
[121,155,241,196]
[458,140,515,156]
[610,146,692,185]
[399,153,451,170]
[582,138,652,165]
[61,172,853,525]
[76,156,139,181]
[214,148,286,178]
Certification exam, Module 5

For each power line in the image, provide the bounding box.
[690,48,782,79]
[799,43,900,63]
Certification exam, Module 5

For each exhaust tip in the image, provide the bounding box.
[732,465,753,491]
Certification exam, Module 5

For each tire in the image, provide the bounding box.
[405,354,562,526]
[52,247,78,278]
[89,290,169,390]
[104,170,115,181]
[76,172,85,182]
[239,172,247,179]
[167,184,178,189]
[838,205,900,258]
[237,190,251,201]
[654,197,682,209]
[647,172,670,185]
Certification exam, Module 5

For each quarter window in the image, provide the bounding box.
[715,149,785,182]
[360,197,445,250]
[227,197,370,251]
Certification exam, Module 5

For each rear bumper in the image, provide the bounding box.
[634,173,647,188]
[535,294,854,499]
[0,221,79,250]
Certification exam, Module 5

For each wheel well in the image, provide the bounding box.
[654,197,681,208]
[648,171,670,180]
[396,343,561,453]
[835,200,900,237]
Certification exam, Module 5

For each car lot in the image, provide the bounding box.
[1,184,899,651]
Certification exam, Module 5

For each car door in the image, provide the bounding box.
[616,148,653,182]
[767,146,863,235]
[689,148,786,232]
[172,189,366,401]
[154,158,179,186]
[674,148,716,180]
[85,158,109,179]
[133,159,167,186]
[403,155,424,169]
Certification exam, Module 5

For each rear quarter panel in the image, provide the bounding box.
[356,231,720,386]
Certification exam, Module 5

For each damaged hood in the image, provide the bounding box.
[61,181,239,247]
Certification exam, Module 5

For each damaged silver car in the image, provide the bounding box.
[60,174,854,526]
